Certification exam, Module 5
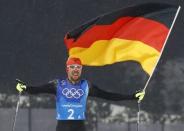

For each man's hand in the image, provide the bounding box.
[135,90,145,102]
[16,83,26,93]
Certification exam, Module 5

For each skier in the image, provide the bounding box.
[16,57,145,131]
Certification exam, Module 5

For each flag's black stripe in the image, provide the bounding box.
[67,3,177,40]
[96,3,177,28]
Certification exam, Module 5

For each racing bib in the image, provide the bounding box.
[56,79,89,120]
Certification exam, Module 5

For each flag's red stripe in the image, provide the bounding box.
[65,17,169,52]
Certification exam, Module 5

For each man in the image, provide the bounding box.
[16,57,145,131]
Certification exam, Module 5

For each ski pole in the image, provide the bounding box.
[12,92,21,131]
[137,101,141,131]
[12,79,25,131]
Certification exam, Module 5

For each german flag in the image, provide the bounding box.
[64,3,178,76]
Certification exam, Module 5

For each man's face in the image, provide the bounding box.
[67,64,82,82]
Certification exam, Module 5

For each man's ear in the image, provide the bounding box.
[66,67,69,73]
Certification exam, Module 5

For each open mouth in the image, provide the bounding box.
[73,74,79,77]
[72,71,79,76]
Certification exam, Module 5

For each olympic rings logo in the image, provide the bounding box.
[62,88,84,99]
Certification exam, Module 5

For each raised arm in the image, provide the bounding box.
[16,80,57,95]
[88,82,136,101]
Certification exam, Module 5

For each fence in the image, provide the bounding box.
[0,108,183,131]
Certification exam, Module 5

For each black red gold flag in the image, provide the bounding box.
[64,3,178,75]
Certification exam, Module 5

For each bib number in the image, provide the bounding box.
[68,109,74,119]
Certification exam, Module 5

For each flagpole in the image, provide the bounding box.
[136,5,181,131]
[143,5,181,91]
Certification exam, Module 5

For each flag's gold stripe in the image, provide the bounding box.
[69,38,160,75]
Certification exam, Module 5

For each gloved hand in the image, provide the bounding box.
[16,83,26,93]
[135,90,145,102]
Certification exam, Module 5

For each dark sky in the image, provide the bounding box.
[0,0,183,93]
